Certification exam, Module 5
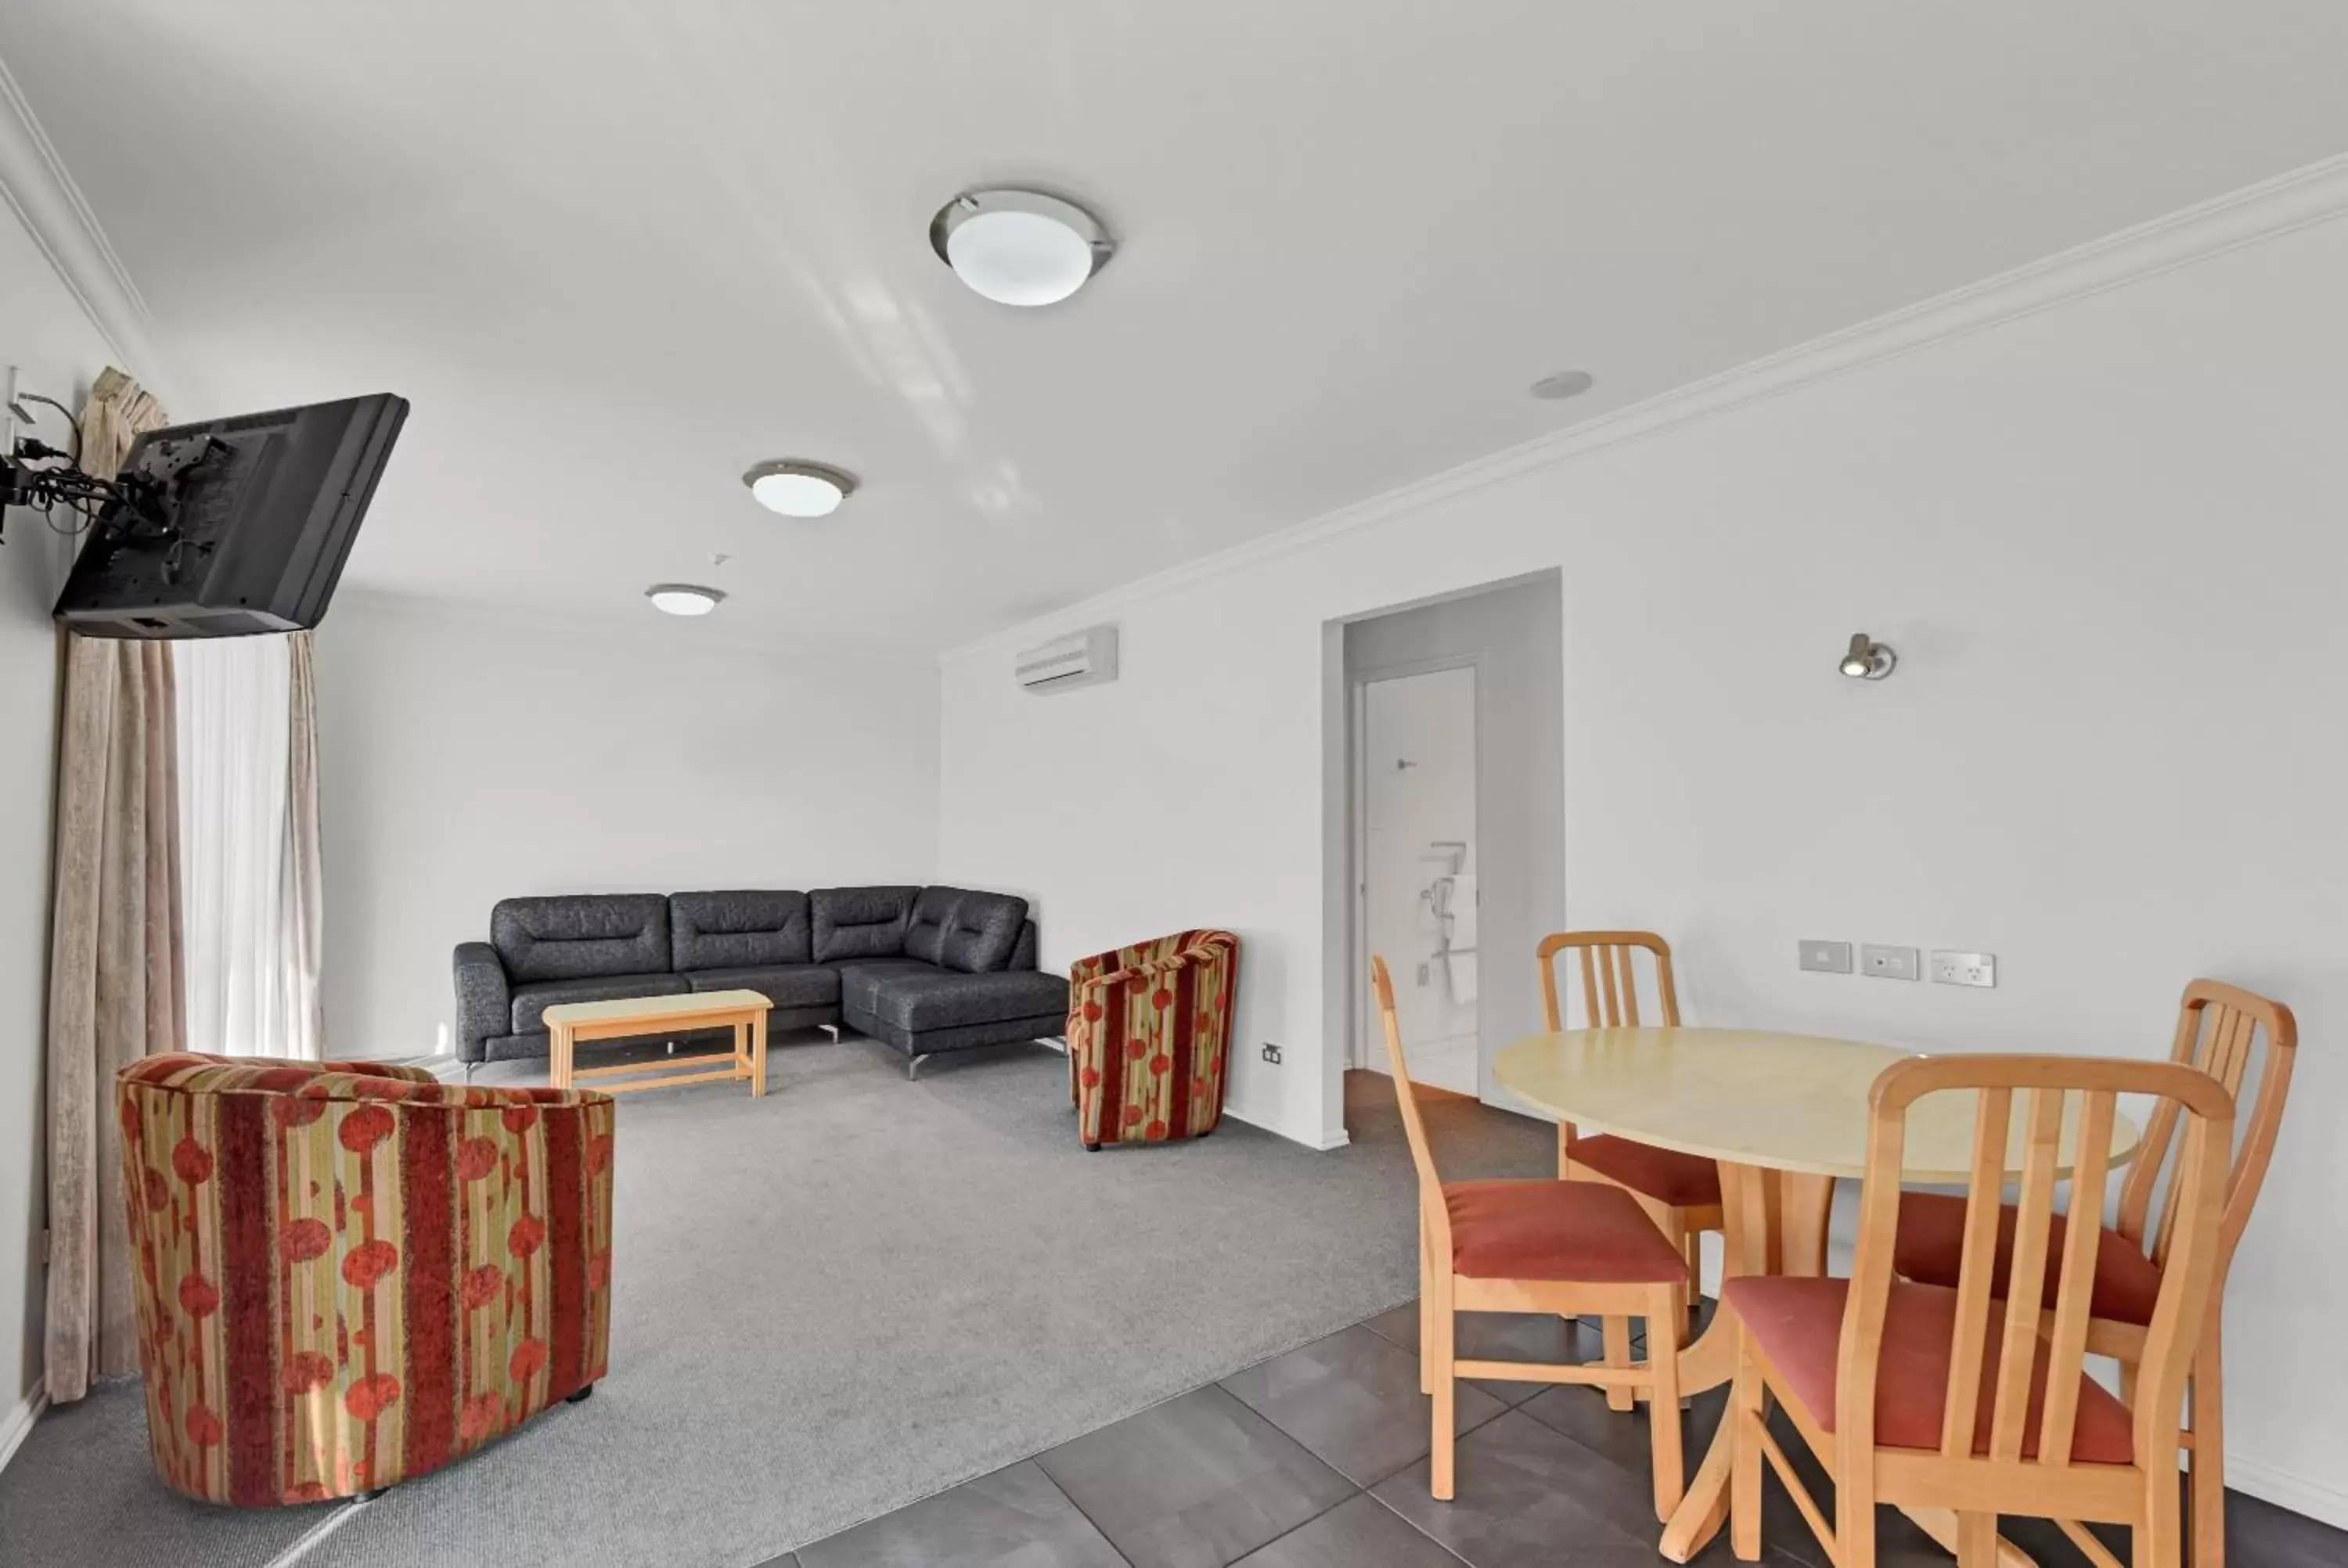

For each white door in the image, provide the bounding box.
[1359,666,1478,1094]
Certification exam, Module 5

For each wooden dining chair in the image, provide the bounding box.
[1722,1053,2235,1568]
[1886,980,2296,1568]
[1373,955,1691,1519]
[1540,930,1721,1406]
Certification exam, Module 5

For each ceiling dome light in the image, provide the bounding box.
[743,460,857,518]
[930,188,1114,307]
[646,584,725,617]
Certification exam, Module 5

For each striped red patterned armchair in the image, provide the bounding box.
[1067,930,1239,1149]
[116,1052,615,1505]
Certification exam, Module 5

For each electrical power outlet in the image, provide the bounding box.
[1931,951,1997,988]
[1260,1041,1283,1065]
[1861,944,1920,981]
[1416,962,1430,987]
[1799,940,1853,974]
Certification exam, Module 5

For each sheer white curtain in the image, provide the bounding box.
[175,631,325,1058]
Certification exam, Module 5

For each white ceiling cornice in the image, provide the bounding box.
[943,147,2348,664]
[0,48,182,412]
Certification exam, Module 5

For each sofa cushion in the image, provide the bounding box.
[1010,919,1039,971]
[902,888,955,965]
[864,969,1071,1034]
[492,894,671,983]
[682,963,839,1009]
[904,886,1030,973]
[836,959,948,1018]
[510,972,690,1034]
[669,890,811,971]
[810,886,919,963]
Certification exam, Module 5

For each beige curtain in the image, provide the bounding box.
[44,369,182,1403]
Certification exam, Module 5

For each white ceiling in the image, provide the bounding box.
[5,3,2347,651]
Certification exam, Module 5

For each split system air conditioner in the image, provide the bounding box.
[1015,624,1118,693]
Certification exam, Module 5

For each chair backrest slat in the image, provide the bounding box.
[1937,1086,2011,1456]
[1986,1088,2065,1461]
[2037,1090,2117,1464]
[1538,931,1680,1033]
[1853,1055,2234,1484]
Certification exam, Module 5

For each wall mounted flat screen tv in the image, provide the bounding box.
[52,392,407,638]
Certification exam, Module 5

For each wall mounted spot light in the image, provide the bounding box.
[1838,632,1896,680]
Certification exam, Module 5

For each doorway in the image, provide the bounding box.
[1356,664,1479,1094]
[1323,570,1564,1147]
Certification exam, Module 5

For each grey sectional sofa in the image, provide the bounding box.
[452,886,1068,1079]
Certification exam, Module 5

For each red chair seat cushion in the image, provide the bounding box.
[1723,1276,2134,1465]
[1568,1134,1723,1208]
[1442,1179,1692,1284]
[1892,1192,2163,1327]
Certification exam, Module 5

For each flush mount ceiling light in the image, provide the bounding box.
[930,187,1115,307]
[646,584,725,617]
[743,460,857,518]
[1838,631,1896,679]
[1529,369,1595,401]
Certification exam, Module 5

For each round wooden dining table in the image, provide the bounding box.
[1493,1026,2141,1567]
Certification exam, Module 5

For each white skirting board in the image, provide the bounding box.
[0,1385,49,1477]
[2226,1455,2348,1531]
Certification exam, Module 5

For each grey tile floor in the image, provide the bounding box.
[765,1299,2344,1566]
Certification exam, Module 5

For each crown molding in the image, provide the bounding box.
[0,48,181,412]
[943,149,2348,664]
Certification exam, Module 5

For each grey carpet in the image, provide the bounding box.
[0,1039,1550,1568]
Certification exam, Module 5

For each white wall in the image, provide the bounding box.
[315,591,940,1060]
[939,209,2348,1516]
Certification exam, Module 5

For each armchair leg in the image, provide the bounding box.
[566,1383,594,1404]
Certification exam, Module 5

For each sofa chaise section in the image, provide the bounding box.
[824,885,1068,1077]
[453,885,1068,1078]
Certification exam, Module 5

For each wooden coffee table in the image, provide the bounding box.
[541,989,772,1098]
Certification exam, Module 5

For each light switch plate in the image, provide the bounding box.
[1932,951,1997,988]
[1799,940,1853,974]
[1862,944,1921,981]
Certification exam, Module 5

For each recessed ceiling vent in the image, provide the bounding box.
[1015,626,1119,693]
